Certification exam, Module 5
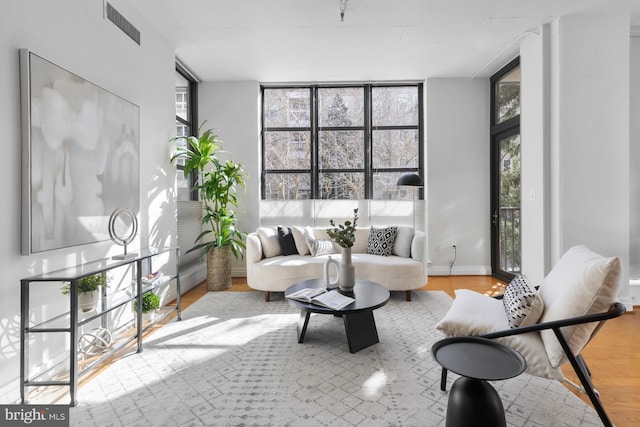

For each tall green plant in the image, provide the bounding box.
[170,123,247,259]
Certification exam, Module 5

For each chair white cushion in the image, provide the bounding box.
[256,227,281,258]
[502,274,544,328]
[436,289,563,380]
[538,245,621,367]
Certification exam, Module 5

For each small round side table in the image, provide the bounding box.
[432,336,526,427]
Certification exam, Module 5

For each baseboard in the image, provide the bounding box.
[618,296,634,313]
[233,267,247,277]
[428,266,492,276]
[625,279,640,312]
[180,263,207,293]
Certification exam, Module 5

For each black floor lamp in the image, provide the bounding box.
[396,173,424,230]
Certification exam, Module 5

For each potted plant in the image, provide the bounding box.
[171,123,247,291]
[61,272,109,312]
[327,208,359,249]
[326,208,358,291]
[134,291,161,321]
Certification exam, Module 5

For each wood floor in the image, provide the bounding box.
[85,276,640,426]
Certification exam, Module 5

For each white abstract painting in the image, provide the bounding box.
[21,50,140,254]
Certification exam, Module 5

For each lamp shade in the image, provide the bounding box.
[396,173,424,187]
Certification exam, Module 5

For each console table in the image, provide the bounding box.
[20,247,181,406]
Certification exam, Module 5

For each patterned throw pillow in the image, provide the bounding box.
[305,236,335,257]
[502,274,545,328]
[367,226,398,256]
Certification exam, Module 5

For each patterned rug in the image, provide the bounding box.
[69,291,601,426]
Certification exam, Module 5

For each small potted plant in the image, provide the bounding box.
[134,291,161,321]
[327,208,359,249]
[61,272,109,312]
[326,208,358,291]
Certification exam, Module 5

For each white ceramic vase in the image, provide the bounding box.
[339,247,356,292]
[78,290,99,312]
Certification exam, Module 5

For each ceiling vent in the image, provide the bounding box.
[105,2,140,45]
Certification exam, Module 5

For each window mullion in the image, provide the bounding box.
[364,84,372,199]
[311,86,319,199]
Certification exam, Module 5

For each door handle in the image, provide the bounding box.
[492,211,499,226]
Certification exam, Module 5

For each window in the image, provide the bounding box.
[175,64,198,201]
[261,84,423,201]
[490,58,521,280]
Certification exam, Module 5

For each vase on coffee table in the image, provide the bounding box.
[339,247,356,292]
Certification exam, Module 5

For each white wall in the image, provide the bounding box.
[520,25,552,285]
[198,81,261,275]
[550,15,631,301]
[520,16,631,305]
[629,35,640,302]
[0,0,176,403]
[426,78,491,275]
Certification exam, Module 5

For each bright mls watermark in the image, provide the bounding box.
[1,405,68,426]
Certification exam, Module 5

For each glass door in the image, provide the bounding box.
[491,130,521,280]
[490,58,521,281]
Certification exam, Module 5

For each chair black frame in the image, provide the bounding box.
[439,301,626,427]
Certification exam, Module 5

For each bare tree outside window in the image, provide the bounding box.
[262,84,423,201]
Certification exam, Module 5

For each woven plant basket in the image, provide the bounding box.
[207,245,232,291]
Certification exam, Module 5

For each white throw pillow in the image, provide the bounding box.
[392,226,414,258]
[291,226,310,256]
[367,226,398,256]
[502,274,544,328]
[538,245,621,368]
[256,227,282,258]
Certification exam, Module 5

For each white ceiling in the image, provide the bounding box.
[130,0,640,82]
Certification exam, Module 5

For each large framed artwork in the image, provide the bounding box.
[20,50,140,255]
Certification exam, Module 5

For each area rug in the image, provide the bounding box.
[69,291,601,426]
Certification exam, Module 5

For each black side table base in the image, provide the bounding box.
[446,377,506,427]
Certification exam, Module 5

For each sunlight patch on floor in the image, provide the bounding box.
[362,370,387,399]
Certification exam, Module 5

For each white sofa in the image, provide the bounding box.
[246,225,427,301]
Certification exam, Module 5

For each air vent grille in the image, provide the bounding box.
[105,2,140,45]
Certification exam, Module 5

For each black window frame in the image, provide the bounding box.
[260,82,424,200]
[176,62,199,201]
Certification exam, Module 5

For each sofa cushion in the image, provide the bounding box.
[256,227,281,258]
[367,226,398,256]
[502,274,544,328]
[351,254,425,291]
[392,226,414,258]
[352,228,371,253]
[538,245,620,368]
[277,226,298,256]
[436,289,563,380]
[251,254,330,291]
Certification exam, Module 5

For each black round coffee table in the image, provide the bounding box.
[285,278,390,353]
[432,336,526,427]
